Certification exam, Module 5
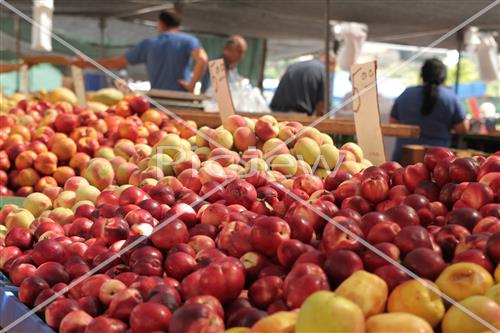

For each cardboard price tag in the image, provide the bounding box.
[351,61,386,165]
[208,59,235,122]
[71,65,87,107]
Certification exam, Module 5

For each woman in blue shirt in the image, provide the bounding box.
[390,58,468,162]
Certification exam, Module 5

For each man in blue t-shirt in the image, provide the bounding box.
[74,10,208,92]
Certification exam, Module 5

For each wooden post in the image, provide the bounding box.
[71,65,86,107]
[208,59,235,123]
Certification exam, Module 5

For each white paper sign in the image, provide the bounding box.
[208,59,235,122]
[351,61,386,165]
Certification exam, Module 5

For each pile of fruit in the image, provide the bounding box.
[0,88,499,333]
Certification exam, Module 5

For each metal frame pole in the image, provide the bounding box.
[324,0,331,115]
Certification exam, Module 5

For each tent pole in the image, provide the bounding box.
[15,15,21,91]
[258,39,267,91]
[323,0,331,116]
[99,17,107,57]
[455,29,464,94]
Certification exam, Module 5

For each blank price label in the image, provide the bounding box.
[19,65,29,94]
[208,59,235,122]
[351,61,386,165]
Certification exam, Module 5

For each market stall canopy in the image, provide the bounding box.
[3,0,499,54]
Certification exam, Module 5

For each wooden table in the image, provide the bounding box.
[171,109,420,138]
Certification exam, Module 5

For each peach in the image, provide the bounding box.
[113,139,136,159]
[295,160,312,176]
[210,128,233,150]
[148,153,174,176]
[495,265,500,283]
[223,114,247,133]
[441,296,500,333]
[53,166,76,186]
[72,200,95,212]
[341,142,364,162]
[245,158,269,174]
[64,176,90,192]
[48,207,74,225]
[319,144,340,170]
[178,120,198,139]
[29,141,48,154]
[314,168,330,179]
[300,127,323,145]
[295,291,365,333]
[254,115,279,142]
[366,313,433,333]
[69,152,91,174]
[294,137,320,166]
[5,208,35,230]
[436,263,494,301]
[15,186,34,197]
[34,176,58,192]
[153,134,183,158]
[271,154,298,177]
[34,152,58,175]
[172,150,201,175]
[335,270,388,317]
[339,161,364,175]
[52,137,77,161]
[263,138,289,158]
[23,193,52,217]
[251,311,297,333]
[114,162,139,185]
[194,147,211,162]
[95,147,116,160]
[47,133,68,150]
[388,279,445,327]
[17,168,40,187]
[195,126,215,148]
[53,191,76,209]
[485,284,500,304]
[320,133,334,145]
[141,109,162,126]
[42,186,63,202]
[74,183,101,204]
[83,158,115,191]
[15,150,37,169]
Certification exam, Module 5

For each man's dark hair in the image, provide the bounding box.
[158,9,181,28]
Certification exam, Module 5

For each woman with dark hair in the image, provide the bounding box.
[390,58,468,161]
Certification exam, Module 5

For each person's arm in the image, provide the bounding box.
[451,96,469,135]
[72,55,128,70]
[178,47,208,92]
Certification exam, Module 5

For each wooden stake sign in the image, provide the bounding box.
[208,59,235,122]
[71,65,87,107]
[19,65,29,94]
[350,61,386,165]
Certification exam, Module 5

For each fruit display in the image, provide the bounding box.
[0,89,499,333]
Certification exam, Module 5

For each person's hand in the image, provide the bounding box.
[178,79,195,92]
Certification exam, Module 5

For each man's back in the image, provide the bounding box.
[270,59,325,115]
[125,32,201,91]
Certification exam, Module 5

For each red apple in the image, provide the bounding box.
[424,147,454,170]
[59,310,93,333]
[394,225,432,255]
[108,287,143,321]
[283,262,329,309]
[360,176,389,203]
[85,316,128,333]
[9,262,37,286]
[168,303,224,333]
[362,242,400,272]
[486,232,500,265]
[248,276,284,310]
[403,247,446,280]
[32,239,66,265]
[373,264,410,291]
[33,261,70,286]
[445,207,482,231]
[453,248,494,272]
[386,205,420,228]
[460,182,494,209]
[323,249,363,286]
[358,212,390,236]
[129,302,171,332]
[250,216,291,257]
[45,298,81,329]
[151,219,189,250]
[449,157,479,183]
[403,162,429,191]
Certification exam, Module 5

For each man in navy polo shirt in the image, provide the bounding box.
[74,10,208,92]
